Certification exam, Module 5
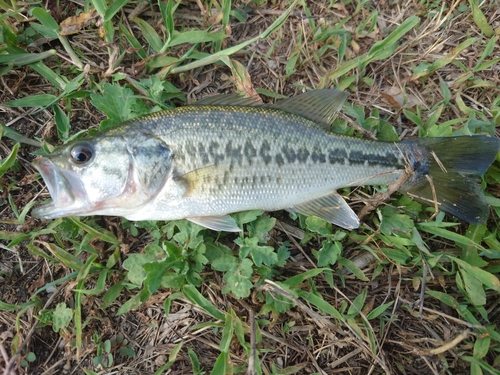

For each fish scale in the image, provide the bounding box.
[31,89,500,232]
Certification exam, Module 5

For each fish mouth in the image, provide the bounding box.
[31,158,89,219]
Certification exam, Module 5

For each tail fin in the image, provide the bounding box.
[400,136,499,223]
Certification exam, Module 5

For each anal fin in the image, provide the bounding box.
[187,215,242,232]
[288,193,359,230]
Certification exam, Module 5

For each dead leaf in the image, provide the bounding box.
[380,90,403,109]
[59,12,96,36]
[381,86,423,109]
[332,3,348,15]
[226,58,261,102]
[350,40,361,54]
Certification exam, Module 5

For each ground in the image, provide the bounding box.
[0,1,499,375]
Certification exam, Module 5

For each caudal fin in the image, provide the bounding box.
[400,136,499,223]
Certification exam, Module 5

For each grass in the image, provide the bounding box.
[0,0,499,374]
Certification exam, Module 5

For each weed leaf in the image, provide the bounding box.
[52,303,73,332]
[90,83,136,130]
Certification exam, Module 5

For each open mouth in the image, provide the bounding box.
[31,158,88,219]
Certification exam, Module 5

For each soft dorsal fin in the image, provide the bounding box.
[193,94,263,107]
[269,89,348,127]
[287,192,359,230]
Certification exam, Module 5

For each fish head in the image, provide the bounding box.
[32,132,173,219]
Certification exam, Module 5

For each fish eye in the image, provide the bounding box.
[70,143,94,164]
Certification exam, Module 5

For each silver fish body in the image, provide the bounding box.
[32,90,500,231]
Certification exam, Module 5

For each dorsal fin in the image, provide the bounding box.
[193,89,349,128]
[268,89,348,127]
[193,94,263,107]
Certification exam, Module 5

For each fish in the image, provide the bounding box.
[31,89,500,232]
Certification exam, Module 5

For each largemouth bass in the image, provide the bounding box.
[31,90,500,231]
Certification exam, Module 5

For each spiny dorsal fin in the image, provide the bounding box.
[193,94,263,107]
[269,89,348,127]
[288,192,359,230]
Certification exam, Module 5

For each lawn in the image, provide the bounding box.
[0,1,499,374]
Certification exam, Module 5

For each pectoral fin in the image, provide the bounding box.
[174,165,218,197]
[288,193,359,230]
[187,215,242,232]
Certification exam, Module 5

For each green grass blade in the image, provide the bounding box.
[426,290,460,309]
[297,290,344,322]
[74,279,84,358]
[0,125,41,147]
[0,49,57,65]
[461,356,500,375]
[68,217,119,244]
[5,94,57,107]
[53,104,70,142]
[40,242,84,270]
[468,0,494,37]
[461,224,488,266]
[412,38,478,79]
[159,0,174,50]
[170,0,299,74]
[451,256,500,293]
[216,0,231,51]
[182,285,225,321]
[187,348,202,375]
[119,23,147,59]
[474,35,497,70]
[89,0,107,16]
[58,35,83,69]
[31,7,60,37]
[282,269,324,288]
[153,342,183,374]
[475,57,500,72]
[104,0,130,22]
[366,301,394,320]
[260,0,299,39]
[134,17,163,53]
[75,268,107,295]
[366,15,420,61]
[29,61,68,90]
[219,310,234,352]
[0,143,19,178]
[101,282,124,308]
[0,299,41,312]
[416,223,487,252]
[210,352,228,375]
[33,271,78,296]
[4,46,68,89]
[168,30,227,49]
[321,55,366,86]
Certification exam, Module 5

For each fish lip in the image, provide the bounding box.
[31,158,88,219]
